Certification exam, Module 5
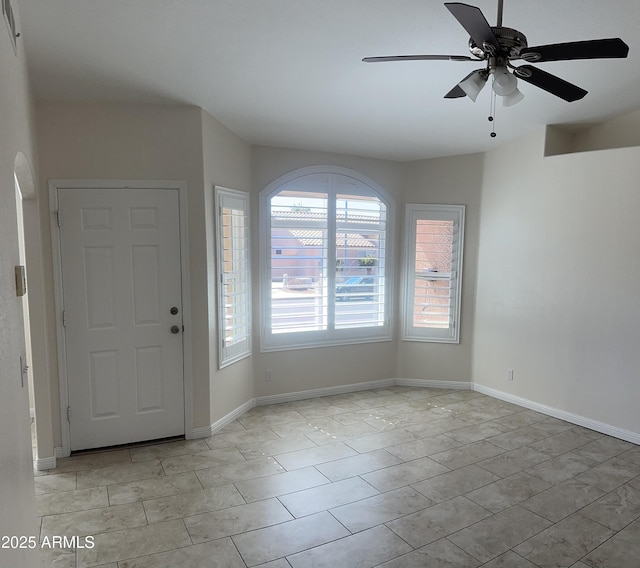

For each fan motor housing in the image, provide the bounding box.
[469,26,528,59]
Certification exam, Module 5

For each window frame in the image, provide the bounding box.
[402,203,465,343]
[215,186,252,368]
[259,166,394,352]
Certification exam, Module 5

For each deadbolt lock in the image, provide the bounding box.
[170,306,179,315]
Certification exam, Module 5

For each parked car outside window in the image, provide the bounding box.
[336,276,374,301]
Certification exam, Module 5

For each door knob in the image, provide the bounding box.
[170,325,180,334]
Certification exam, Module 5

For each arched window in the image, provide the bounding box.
[260,167,394,351]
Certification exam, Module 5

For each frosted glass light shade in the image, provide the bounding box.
[492,68,518,96]
[503,87,524,106]
[459,70,487,102]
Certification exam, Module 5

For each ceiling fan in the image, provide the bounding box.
[363,1,629,107]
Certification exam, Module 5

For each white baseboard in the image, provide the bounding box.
[211,399,257,434]
[473,384,640,445]
[55,446,68,459]
[187,398,256,439]
[34,445,68,470]
[255,378,395,407]
[187,426,214,440]
[33,447,65,471]
[35,454,57,471]
[394,378,473,391]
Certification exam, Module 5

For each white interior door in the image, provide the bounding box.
[58,188,184,450]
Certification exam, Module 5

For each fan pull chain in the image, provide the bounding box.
[488,88,497,138]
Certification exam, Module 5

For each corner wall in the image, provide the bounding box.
[201,110,254,424]
[473,127,640,437]
[398,153,484,382]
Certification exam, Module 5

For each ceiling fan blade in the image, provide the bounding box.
[519,38,629,62]
[445,69,487,100]
[514,65,587,102]
[444,2,499,50]
[445,85,467,98]
[362,54,477,63]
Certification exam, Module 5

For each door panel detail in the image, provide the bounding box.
[84,246,116,329]
[89,350,120,418]
[129,207,159,230]
[81,207,113,230]
[132,245,162,326]
[135,345,164,412]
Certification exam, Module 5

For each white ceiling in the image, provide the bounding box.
[17,0,640,161]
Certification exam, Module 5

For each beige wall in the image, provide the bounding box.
[397,153,484,382]
[473,127,640,435]
[36,102,211,448]
[201,110,254,422]
[35,102,254,445]
[571,109,640,154]
[250,146,404,397]
[0,2,40,564]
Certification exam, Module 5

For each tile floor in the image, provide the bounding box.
[32,386,640,567]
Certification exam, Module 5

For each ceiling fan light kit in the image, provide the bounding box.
[502,87,524,107]
[459,69,487,101]
[363,0,629,116]
[492,66,517,96]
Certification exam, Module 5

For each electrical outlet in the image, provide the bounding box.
[266,369,273,382]
[506,369,514,381]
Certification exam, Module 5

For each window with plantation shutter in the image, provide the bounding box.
[260,167,393,352]
[403,204,465,343]
[215,186,251,367]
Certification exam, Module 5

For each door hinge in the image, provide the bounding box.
[56,210,61,228]
[66,406,71,422]
[62,310,67,327]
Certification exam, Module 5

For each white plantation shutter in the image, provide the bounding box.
[335,190,387,330]
[269,183,329,335]
[216,187,251,367]
[261,168,393,352]
[403,204,465,343]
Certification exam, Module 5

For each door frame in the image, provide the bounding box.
[49,179,193,458]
